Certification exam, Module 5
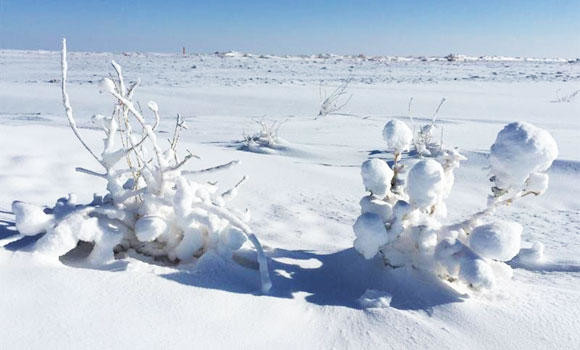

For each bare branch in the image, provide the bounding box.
[431,97,446,124]
[61,38,104,166]
[182,160,240,175]
[165,152,195,172]
[221,176,248,200]
[111,60,126,96]
[127,79,139,98]
[75,167,107,178]
[317,79,353,118]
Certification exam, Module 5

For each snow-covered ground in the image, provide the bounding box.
[1,50,579,349]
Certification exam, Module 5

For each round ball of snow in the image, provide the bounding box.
[135,216,169,242]
[360,196,393,223]
[435,238,463,274]
[392,200,411,218]
[383,120,413,152]
[490,122,558,190]
[525,172,549,195]
[459,258,495,289]
[361,159,393,197]
[469,220,522,261]
[12,201,54,236]
[516,241,545,264]
[173,227,204,261]
[353,213,388,259]
[407,159,445,208]
[220,226,247,251]
[99,78,117,94]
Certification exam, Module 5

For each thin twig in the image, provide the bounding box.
[75,167,107,178]
[182,160,240,175]
[61,38,104,166]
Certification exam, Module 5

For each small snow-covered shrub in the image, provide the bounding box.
[411,98,447,156]
[317,80,352,118]
[11,39,271,293]
[241,119,288,154]
[550,89,580,103]
[353,117,557,291]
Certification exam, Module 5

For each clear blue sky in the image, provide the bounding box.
[1,0,579,57]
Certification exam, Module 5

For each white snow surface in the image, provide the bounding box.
[1,49,579,349]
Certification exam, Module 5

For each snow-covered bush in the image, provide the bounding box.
[353,117,557,291]
[241,119,288,154]
[410,98,447,156]
[551,88,580,103]
[11,39,271,293]
[317,80,352,118]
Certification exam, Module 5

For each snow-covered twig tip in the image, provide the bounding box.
[61,38,103,165]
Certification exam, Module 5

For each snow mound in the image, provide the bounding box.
[470,220,522,261]
[361,159,393,198]
[12,201,54,236]
[360,195,393,223]
[135,216,169,242]
[435,238,495,289]
[514,242,545,265]
[240,120,289,155]
[383,119,413,152]
[490,121,558,190]
[458,256,495,289]
[407,159,445,208]
[525,172,550,195]
[357,289,393,308]
[353,213,388,259]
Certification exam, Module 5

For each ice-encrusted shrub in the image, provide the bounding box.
[241,119,288,154]
[317,80,352,118]
[409,98,447,156]
[11,39,271,293]
[353,119,557,291]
